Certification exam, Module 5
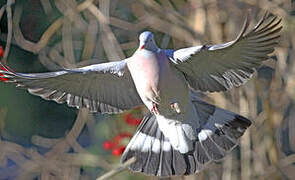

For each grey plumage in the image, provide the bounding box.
[0,60,142,113]
[0,12,281,177]
[166,12,281,92]
[121,96,251,177]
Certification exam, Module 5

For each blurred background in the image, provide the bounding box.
[0,0,294,179]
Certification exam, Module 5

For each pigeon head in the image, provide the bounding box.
[139,31,158,52]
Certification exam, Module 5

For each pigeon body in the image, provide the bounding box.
[128,43,189,113]
[128,43,194,153]
[0,13,282,177]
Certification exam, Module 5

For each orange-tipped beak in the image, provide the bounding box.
[140,45,145,50]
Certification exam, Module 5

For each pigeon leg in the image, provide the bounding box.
[170,102,181,114]
[151,102,159,114]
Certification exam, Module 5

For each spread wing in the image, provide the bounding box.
[165,12,282,92]
[0,59,143,113]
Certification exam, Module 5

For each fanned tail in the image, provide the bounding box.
[121,96,251,177]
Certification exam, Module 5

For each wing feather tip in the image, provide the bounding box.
[235,11,251,42]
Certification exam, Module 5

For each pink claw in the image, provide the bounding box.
[151,103,159,114]
[170,102,181,114]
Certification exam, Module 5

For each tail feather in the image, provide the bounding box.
[121,97,251,177]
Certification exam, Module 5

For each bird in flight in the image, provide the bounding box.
[0,12,281,177]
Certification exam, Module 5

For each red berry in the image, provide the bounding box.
[134,118,142,125]
[125,118,132,124]
[102,141,114,150]
[0,46,3,57]
[124,113,132,121]
[125,113,142,126]
[112,146,126,156]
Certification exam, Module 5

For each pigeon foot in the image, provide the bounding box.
[170,102,181,114]
[151,102,159,114]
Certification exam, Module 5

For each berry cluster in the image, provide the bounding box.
[124,113,142,126]
[102,113,142,156]
[102,132,132,156]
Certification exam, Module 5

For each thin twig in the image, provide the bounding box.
[3,0,14,62]
[0,4,7,23]
[14,0,95,53]
[259,154,295,179]
[87,2,125,60]
[96,157,136,180]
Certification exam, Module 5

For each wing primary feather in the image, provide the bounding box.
[234,12,250,43]
[248,11,269,33]
[0,60,142,113]
[249,26,282,40]
[254,16,279,33]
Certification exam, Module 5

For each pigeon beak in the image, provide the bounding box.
[140,45,145,50]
